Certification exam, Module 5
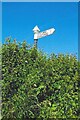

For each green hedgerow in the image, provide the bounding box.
[1,39,79,119]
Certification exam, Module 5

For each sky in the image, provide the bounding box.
[0,2,2,45]
[2,2,78,56]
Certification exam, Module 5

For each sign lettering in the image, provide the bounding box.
[37,28,55,39]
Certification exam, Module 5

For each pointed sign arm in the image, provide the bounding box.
[37,28,55,39]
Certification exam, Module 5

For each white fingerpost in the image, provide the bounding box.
[33,25,40,48]
[33,25,55,48]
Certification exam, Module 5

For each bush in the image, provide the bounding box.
[1,39,79,119]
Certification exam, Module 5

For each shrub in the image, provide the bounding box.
[1,39,79,119]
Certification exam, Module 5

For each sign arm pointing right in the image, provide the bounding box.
[33,25,55,48]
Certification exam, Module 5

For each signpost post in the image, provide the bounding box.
[33,25,40,48]
[33,25,55,48]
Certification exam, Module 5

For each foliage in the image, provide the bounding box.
[1,39,79,119]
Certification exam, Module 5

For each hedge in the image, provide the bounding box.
[1,39,79,119]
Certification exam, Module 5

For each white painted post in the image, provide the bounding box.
[33,25,40,48]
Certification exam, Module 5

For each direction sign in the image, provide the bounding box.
[33,25,55,48]
[37,28,55,39]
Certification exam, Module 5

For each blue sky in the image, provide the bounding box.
[0,2,2,44]
[2,2,78,55]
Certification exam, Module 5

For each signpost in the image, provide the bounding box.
[37,28,55,39]
[33,25,55,48]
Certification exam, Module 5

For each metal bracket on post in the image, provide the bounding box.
[33,25,40,48]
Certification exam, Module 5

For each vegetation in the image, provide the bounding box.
[1,39,79,119]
